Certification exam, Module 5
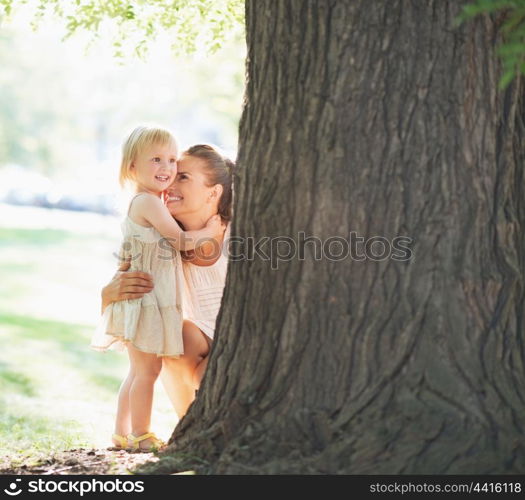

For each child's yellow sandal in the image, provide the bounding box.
[111,433,130,450]
[127,432,165,452]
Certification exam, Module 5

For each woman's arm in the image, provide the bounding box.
[101,258,154,313]
[132,194,224,251]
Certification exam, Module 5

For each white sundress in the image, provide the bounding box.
[91,193,184,357]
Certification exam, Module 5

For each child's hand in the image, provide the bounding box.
[205,214,226,236]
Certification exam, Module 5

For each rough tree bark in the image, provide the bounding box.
[146,0,525,474]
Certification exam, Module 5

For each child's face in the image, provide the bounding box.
[130,141,178,194]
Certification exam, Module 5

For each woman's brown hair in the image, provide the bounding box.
[183,144,234,223]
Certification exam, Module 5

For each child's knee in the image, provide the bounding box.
[135,370,160,383]
[135,359,162,379]
[148,362,162,379]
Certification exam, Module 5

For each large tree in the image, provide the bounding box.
[145,0,525,474]
[7,0,524,473]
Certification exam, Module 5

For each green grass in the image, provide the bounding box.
[0,362,36,397]
[0,207,177,468]
[0,227,75,246]
[0,313,121,465]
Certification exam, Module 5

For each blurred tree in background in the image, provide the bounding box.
[0,0,244,189]
[0,0,521,185]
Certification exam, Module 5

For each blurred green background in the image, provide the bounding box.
[0,3,244,467]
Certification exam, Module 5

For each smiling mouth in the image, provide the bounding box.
[155,175,170,182]
[167,195,183,202]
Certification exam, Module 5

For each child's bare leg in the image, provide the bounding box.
[113,368,135,446]
[127,343,162,449]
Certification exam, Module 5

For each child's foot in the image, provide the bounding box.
[110,433,130,450]
[127,432,165,452]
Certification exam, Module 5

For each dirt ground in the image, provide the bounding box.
[0,447,161,475]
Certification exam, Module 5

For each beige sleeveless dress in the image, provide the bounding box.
[91,193,184,357]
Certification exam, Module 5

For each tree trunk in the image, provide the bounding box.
[150,0,525,474]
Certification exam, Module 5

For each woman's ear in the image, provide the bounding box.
[208,185,223,201]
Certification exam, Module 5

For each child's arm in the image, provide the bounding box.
[131,194,224,251]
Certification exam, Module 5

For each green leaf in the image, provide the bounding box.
[498,68,517,88]
[460,0,525,86]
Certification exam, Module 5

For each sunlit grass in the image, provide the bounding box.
[0,206,177,467]
[0,227,73,246]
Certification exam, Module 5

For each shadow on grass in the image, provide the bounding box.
[0,312,122,464]
[0,360,36,397]
[0,312,92,343]
[0,312,123,394]
[0,311,176,468]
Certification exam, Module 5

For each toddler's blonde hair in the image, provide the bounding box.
[119,125,178,188]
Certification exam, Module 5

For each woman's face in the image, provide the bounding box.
[165,154,216,218]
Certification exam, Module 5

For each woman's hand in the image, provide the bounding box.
[100,258,154,313]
